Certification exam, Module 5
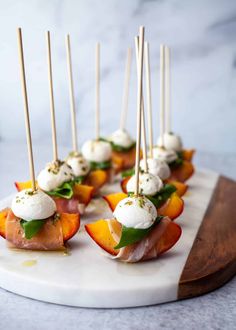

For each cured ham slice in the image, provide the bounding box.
[6,210,64,250]
[85,218,182,263]
[53,196,78,214]
[110,217,172,262]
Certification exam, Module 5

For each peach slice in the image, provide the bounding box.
[112,146,137,170]
[111,154,124,174]
[85,218,181,257]
[182,149,195,162]
[103,192,127,212]
[158,193,184,220]
[0,208,9,239]
[121,177,186,196]
[166,180,188,197]
[85,219,119,255]
[73,184,94,206]
[0,209,80,242]
[169,160,194,183]
[103,192,183,220]
[154,220,182,256]
[15,180,37,192]
[85,170,108,193]
[60,212,80,242]
[120,176,130,193]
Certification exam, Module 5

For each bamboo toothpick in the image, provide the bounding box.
[46,31,58,162]
[135,36,148,173]
[120,47,132,131]
[95,42,100,140]
[144,42,153,158]
[66,34,78,153]
[134,26,145,196]
[159,44,165,147]
[165,45,171,133]
[17,28,36,191]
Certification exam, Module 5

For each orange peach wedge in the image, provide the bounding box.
[85,170,108,193]
[182,149,195,162]
[0,209,80,242]
[103,192,184,221]
[170,161,195,183]
[112,146,137,170]
[15,180,94,206]
[15,180,37,191]
[158,193,184,220]
[85,218,182,257]
[73,184,94,206]
[166,180,188,197]
[122,177,188,197]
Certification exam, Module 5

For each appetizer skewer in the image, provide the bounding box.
[81,43,114,182]
[109,37,184,218]
[65,35,107,195]
[0,28,80,250]
[153,45,194,182]
[121,42,187,198]
[15,32,94,215]
[107,48,137,172]
[85,27,182,263]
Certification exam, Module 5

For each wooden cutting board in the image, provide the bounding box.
[0,169,235,308]
[178,175,236,299]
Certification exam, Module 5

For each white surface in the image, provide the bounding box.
[0,169,218,308]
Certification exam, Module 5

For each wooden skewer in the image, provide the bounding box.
[165,45,171,133]
[46,31,58,162]
[66,34,78,153]
[159,44,165,147]
[95,42,100,140]
[17,28,36,191]
[135,36,148,173]
[144,42,154,158]
[134,26,145,196]
[120,47,132,131]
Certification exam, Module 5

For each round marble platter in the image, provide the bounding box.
[0,169,234,308]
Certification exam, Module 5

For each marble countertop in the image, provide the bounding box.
[0,142,235,330]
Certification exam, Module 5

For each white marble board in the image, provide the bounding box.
[0,169,219,308]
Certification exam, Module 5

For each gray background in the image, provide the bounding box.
[0,0,236,155]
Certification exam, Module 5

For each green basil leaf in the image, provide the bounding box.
[115,216,163,249]
[111,142,136,152]
[20,219,45,240]
[121,168,135,178]
[100,137,136,153]
[177,151,184,160]
[148,184,177,208]
[169,157,183,169]
[90,160,111,170]
[73,175,85,184]
[47,181,74,199]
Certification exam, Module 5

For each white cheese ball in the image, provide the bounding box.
[126,172,163,196]
[140,158,170,180]
[108,129,134,148]
[37,161,74,192]
[158,132,183,152]
[113,195,157,229]
[11,189,56,221]
[82,140,112,162]
[153,146,177,164]
[66,154,90,177]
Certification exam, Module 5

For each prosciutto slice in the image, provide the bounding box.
[53,197,78,214]
[109,217,172,263]
[6,210,64,250]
